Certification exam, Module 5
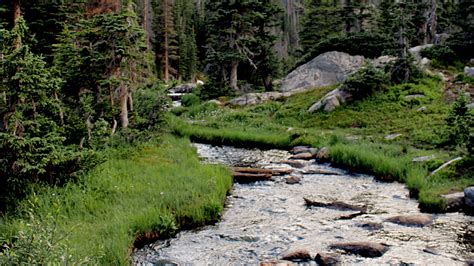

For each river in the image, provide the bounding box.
[133,143,473,265]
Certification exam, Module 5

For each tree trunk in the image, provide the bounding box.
[163,0,170,82]
[425,0,437,44]
[119,82,129,129]
[230,61,239,92]
[13,0,20,49]
[143,0,151,49]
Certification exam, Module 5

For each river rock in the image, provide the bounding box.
[329,242,389,258]
[286,176,301,185]
[290,152,314,160]
[315,252,341,266]
[280,51,365,92]
[385,214,433,227]
[465,187,474,211]
[281,249,312,262]
[290,146,318,155]
[357,222,383,231]
[441,192,464,212]
[316,147,330,161]
[279,160,308,168]
[260,260,294,266]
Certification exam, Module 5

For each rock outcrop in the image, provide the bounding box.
[280,51,365,92]
[408,44,433,60]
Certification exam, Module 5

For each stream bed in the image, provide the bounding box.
[133,144,473,265]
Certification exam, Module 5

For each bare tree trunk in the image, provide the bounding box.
[13,0,21,49]
[163,0,170,82]
[425,0,437,44]
[230,61,239,92]
[143,0,151,49]
[119,82,129,129]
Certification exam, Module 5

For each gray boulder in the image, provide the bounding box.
[409,44,433,60]
[465,67,474,78]
[308,88,352,113]
[465,187,474,210]
[169,83,198,93]
[441,192,464,212]
[229,91,292,106]
[280,51,365,92]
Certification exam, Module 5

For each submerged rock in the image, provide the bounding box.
[281,249,312,262]
[316,147,330,161]
[385,214,433,227]
[357,222,383,231]
[315,252,341,266]
[330,242,389,258]
[286,176,301,185]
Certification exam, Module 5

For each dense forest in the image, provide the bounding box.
[0,0,473,264]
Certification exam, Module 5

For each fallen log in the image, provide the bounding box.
[232,167,292,176]
[233,172,272,183]
[304,198,367,212]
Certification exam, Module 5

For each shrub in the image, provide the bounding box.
[387,56,423,84]
[420,45,457,66]
[446,93,473,155]
[342,63,389,99]
[181,94,201,107]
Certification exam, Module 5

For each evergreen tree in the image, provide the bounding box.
[174,0,198,81]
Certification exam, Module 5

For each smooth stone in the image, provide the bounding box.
[281,249,312,262]
[286,176,301,185]
[316,147,330,161]
[385,214,433,227]
[329,242,389,258]
[315,252,341,266]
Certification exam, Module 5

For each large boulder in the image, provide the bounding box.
[280,51,365,92]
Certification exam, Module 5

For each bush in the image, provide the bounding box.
[387,56,423,84]
[446,93,473,155]
[181,94,201,107]
[342,63,389,99]
[420,45,457,66]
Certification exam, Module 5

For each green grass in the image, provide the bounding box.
[0,136,232,265]
[169,76,473,212]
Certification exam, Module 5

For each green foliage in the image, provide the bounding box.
[342,63,389,99]
[387,56,423,84]
[420,45,458,66]
[446,93,474,155]
[181,94,201,107]
[1,136,232,264]
[298,32,396,68]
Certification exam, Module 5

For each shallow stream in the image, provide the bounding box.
[133,144,473,265]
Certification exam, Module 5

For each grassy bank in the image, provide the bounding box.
[170,76,473,212]
[0,136,232,264]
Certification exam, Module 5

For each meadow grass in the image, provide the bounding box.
[170,76,473,212]
[0,136,232,265]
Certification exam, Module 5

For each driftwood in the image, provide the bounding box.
[232,172,272,183]
[304,198,367,212]
[232,167,292,176]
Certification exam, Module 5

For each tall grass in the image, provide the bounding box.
[0,136,232,265]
